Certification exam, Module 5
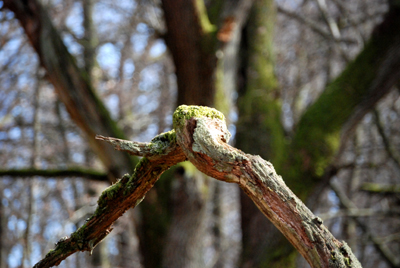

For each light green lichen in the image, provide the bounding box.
[173,105,225,130]
[148,130,177,155]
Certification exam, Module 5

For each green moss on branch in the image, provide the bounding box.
[173,105,225,129]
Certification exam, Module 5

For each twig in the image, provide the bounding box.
[373,109,400,170]
[277,6,357,44]
[330,181,400,267]
[0,168,109,182]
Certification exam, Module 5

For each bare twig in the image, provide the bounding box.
[0,168,109,182]
[95,130,180,160]
[318,207,400,221]
[361,183,400,194]
[330,181,400,267]
[373,109,400,170]
[277,6,357,44]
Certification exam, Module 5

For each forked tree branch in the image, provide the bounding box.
[33,131,186,268]
[34,106,361,268]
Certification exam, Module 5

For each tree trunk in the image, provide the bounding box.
[235,1,290,266]
[237,3,400,267]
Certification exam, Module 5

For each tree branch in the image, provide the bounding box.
[34,105,361,268]
[33,131,186,268]
[373,109,400,170]
[277,6,357,44]
[95,130,179,160]
[172,106,361,268]
[361,183,400,194]
[0,168,109,182]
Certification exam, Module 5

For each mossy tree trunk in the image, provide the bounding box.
[236,2,400,267]
[235,1,294,267]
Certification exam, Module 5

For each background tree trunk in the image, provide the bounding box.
[237,2,400,267]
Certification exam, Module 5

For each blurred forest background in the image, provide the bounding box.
[1,0,400,267]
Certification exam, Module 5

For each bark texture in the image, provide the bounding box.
[33,131,186,268]
[172,105,361,268]
[34,105,362,268]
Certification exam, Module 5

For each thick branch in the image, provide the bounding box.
[173,105,361,268]
[33,132,186,268]
[34,105,361,268]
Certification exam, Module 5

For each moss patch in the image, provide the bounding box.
[173,105,225,130]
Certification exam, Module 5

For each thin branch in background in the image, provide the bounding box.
[55,100,71,162]
[330,180,400,267]
[313,0,351,62]
[318,207,400,221]
[315,0,340,39]
[22,69,41,267]
[0,168,109,182]
[360,183,400,194]
[373,109,400,170]
[276,6,357,45]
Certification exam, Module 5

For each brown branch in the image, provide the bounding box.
[0,168,109,182]
[172,105,361,268]
[33,131,186,268]
[34,105,361,268]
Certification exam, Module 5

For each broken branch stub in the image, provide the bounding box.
[173,105,361,268]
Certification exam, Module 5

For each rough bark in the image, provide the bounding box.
[173,105,362,268]
[33,130,186,268]
[34,105,362,268]
[3,0,133,182]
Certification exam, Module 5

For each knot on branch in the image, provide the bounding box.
[173,105,246,183]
